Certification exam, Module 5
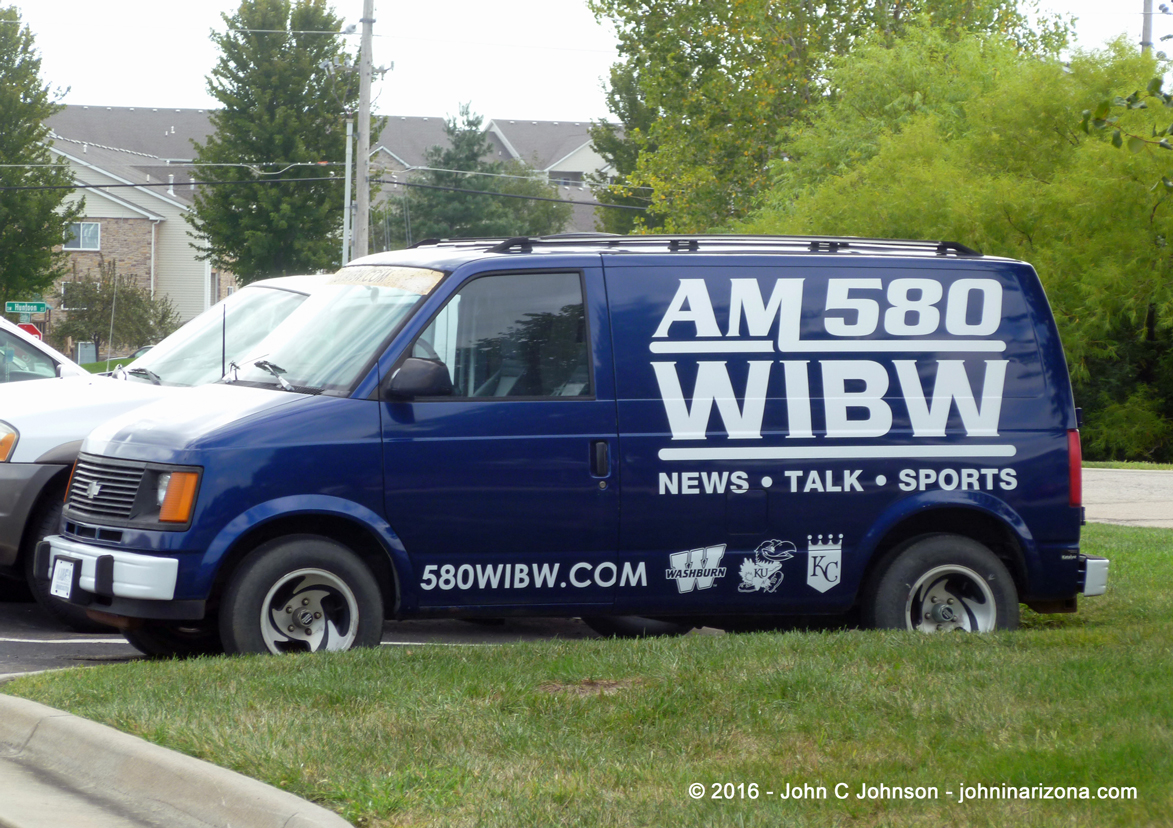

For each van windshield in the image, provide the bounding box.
[231,265,445,394]
[125,284,309,387]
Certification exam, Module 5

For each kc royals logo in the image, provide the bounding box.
[806,534,843,593]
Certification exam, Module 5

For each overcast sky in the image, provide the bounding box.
[10,0,1165,124]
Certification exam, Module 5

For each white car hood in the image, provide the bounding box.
[0,374,181,463]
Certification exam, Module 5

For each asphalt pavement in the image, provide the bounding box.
[0,466,1168,827]
[1082,467,1173,528]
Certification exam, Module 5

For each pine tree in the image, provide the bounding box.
[0,7,83,308]
[186,0,372,284]
[374,106,570,248]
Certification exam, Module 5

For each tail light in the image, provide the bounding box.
[1068,429,1082,507]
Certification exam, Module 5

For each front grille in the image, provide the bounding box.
[67,455,145,521]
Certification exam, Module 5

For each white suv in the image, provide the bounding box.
[0,275,326,629]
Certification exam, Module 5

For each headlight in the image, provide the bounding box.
[0,422,17,463]
[157,472,172,506]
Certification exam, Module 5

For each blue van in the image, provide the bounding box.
[39,235,1107,656]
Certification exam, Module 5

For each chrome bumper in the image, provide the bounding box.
[1081,555,1109,597]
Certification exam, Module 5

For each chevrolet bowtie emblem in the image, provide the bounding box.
[86,481,102,499]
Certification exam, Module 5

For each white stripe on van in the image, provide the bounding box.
[658,445,1017,461]
[650,339,1006,353]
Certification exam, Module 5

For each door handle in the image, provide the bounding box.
[591,440,610,477]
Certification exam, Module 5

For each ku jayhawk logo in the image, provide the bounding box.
[738,539,795,594]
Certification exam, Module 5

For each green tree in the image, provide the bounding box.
[373,106,571,249]
[0,7,82,309]
[740,30,1173,460]
[588,0,1069,232]
[186,0,370,284]
[52,257,181,359]
[586,61,661,234]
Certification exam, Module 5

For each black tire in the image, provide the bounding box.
[123,621,223,659]
[219,535,384,655]
[582,616,695,638]
[863,534,1019,632]
[0,574,34,602]
[23,497,113,633]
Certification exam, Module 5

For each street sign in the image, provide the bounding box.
[5,301,48,314]
[17,323,42,340]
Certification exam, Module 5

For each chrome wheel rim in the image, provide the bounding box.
[260,568,359,653]
[905,565,997,632]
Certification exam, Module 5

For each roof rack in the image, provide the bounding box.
[412,234,984,258]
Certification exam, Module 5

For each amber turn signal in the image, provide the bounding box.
[159,471,200,523]
[0,431,15,463]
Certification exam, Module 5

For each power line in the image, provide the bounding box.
[0,177,341,192]
[0,175,646,211]
[372,178,646,211]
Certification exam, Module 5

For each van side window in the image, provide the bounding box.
[412,272,591,398]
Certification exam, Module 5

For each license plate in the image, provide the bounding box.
[50,559,75,600]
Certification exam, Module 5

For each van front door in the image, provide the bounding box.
[380,266,626,612]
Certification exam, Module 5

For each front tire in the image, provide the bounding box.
[219,536,384,655]
[124,621,223,659]
[863,535,1019,632]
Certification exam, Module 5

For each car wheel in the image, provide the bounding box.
[582,616,695,638]
[219,535,384,655]
[863,534,1019,632]
[124,621,223,659]
[23,497,113,633]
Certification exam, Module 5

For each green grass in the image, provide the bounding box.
[80,357,134,372]
[1083,461,1173,471]
[6,524,1172,827]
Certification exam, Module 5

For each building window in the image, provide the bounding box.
[63,222,100,251]
[60,282,88,311]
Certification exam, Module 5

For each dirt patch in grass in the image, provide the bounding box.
[537,678,643,697]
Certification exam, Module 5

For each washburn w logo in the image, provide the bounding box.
[667,545,727,593]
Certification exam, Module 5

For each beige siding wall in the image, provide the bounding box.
[62,189,146,220]
[154,209,209,321]
[550,143,608,178]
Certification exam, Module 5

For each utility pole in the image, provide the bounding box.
[354,0,374,259]
[1143,0,1154,54]
[342,115,354,265]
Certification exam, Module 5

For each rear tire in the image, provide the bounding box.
[582,616,694,638]
[863,534,1019,632]
[219,536,384,655]
[23,498,112,633]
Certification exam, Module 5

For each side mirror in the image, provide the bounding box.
[386,357,454,400]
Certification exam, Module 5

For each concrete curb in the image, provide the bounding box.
[0,693,352,828]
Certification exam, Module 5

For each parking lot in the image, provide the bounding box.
[0,601,600,679]
[0,467,1167,679]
